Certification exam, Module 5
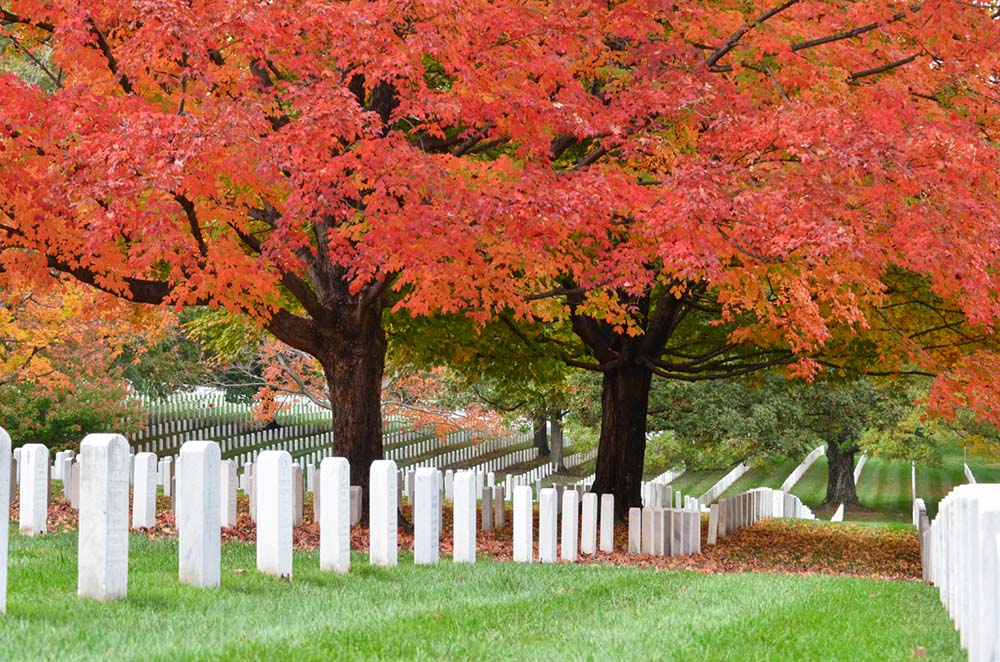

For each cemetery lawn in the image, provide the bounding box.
[3,533,962,661]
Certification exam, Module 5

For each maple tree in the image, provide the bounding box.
[2,0,1000,512]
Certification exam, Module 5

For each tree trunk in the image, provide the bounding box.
[532,414,550,456]
[825,438,860,507]
[319,321,387,522]
[590,362,652,520]
[549,410,565,471]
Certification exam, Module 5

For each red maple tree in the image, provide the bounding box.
[2,0,999,511]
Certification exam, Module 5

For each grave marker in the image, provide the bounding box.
[513,485,533,563]
[561,489,579,561]
[78,434,130,600]
[132,452,157,529]
[580,493,597,555]
[0,428,9,613]
[413,467,440,565]
[19,444,48,536]
[599,494,614,552]
[453,471,476,563]
[256,450,293,578]
[320,457,350,573]
[220,460,237,527]
[369,460,398,567]
[178,441,221,588]
[538,488,558,563]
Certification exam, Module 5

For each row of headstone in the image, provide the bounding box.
[463,444,538,476]
[134,391,330,434]
[562,447,598,469]
[697,461,751,507]
[639,465,686,507]
[402,431,532,470]
[779,445,825,491]
[921,484,1000,662]
[516,488,615,562]
[708,487,815,545]
[627,505,702,556]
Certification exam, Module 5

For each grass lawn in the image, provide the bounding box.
[2,532,961,661]
[716,458,803,500]
[665,468,729,500]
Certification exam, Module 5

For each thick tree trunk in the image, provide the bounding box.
[825,439,860,507]
[532,414,550,456]
[590,362,652,520]
[319,321,387,521]
[549,410,565,471]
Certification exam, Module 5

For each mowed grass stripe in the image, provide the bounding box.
[790,454,829,508]
[667,469,729,500]
[716,458,802,500]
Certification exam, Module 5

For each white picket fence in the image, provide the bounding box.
[919,484,1000,662]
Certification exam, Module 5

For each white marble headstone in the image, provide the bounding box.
[320,457,351,573]
[179,441,221,588]
[0,428,10,613]
[132,452,157,529]
[369,460,398,567]
[413,467,440,565]
[19,444,48,536]
[513,485,533,563]
[453,471,476,563]
[256,450,293,579]
[78,434,130,600]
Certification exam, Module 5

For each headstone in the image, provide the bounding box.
[649,508,663,555]
[369,460,398,567]
[661,509,674,556]
[494,486,505,527]
[707,504,720,545]
[481,487,493,532]
[178,441,221,587]
[0,428,10,613]
[538,488,558,563]
[320,457,350,573]
[256,450,293,578]
[292,464,304,526]
[78,434,130,600]
[453,471,476,563]
[628,507,641,553]
[513,485,533,563]
[220,460,238,527]
[413,467,440,565]
[580,493,597,555]
[313,465,322,522]
[70,461,80,509]
[561,489,579,562]
[162,457,173,497]
[599,494,614,552]
[688,510,701,554]
[640,508,654,554]
[132,452,157,529]
[671,509,685,557]
[349,486,362,526]
[9,455,15,502]
[60,455,74,499]
[444,469,454,501]
[19,444,48,536]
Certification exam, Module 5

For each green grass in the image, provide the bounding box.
[717,458,803,500]
[667,468,731,501]
[2,532,962,661]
